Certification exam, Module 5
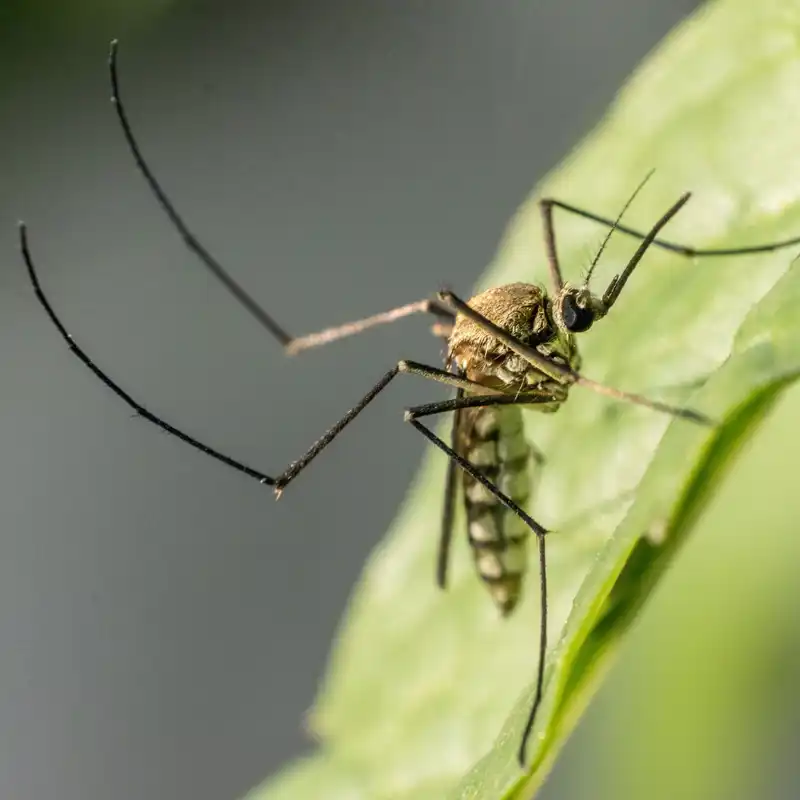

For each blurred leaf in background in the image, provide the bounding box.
[251,0,800,798]
[0,0,176,51]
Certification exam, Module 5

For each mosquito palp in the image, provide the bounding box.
[20,39,800,772]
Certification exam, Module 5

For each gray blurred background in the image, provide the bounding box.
[0,2,702,799]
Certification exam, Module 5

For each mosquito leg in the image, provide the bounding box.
[542,174,657,300]
[272,361,499,494]
[540,199,565,294]
[20,223,275,485]
[407,390,557,419]
[438,389,462,590]
[108,41,292,345]
[544,196,800,257]
[20,224,499,494]
[429,387,549,589]
[406,409,548,767]
[546,188,692,316]
[438,289,714,425]
[109,41,455,356]
[537,166,654,297]
[414,392,551,575]
[285,299,455,355]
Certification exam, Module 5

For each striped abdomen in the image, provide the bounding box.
[460,404,533,615]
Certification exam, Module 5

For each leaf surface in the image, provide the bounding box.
[250,2,800,797]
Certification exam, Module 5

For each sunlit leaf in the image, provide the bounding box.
[251,1,800,797]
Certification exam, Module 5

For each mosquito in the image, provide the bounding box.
[17,40,800,768]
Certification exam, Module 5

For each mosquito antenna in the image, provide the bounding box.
[583,169,655,287]
[108,39,292,346]
[19,222,276,486]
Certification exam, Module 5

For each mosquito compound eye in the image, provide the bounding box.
[561,293,595,333]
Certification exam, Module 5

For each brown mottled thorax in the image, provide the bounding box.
[447,282,579,392]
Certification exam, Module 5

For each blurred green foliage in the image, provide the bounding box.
[245,0,800,797]
[0,0,177,46]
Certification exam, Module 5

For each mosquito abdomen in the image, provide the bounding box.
[462,405,532,615]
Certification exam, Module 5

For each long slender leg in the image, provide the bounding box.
[437,389,462,590]
[285,300,454,355]
[420,394,658,766]
[406,399,549,766]
[109,40,453,355]
[21,223,500,495]
[108,41,290,345]
[548,190,694,321]
[20,224,274,485]
[407,389,558,420]
[543,189,693,320]
[543,196,800,257]
[540,198,564,294]
[435,387,549,589]
[540,170,657,295]
[438,289,714,425]
[272,361,498,493]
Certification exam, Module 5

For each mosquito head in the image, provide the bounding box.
[552,283,606,335]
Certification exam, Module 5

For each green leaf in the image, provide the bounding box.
[249,1,800,797]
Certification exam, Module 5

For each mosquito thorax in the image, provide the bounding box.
[447,282,578,387]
